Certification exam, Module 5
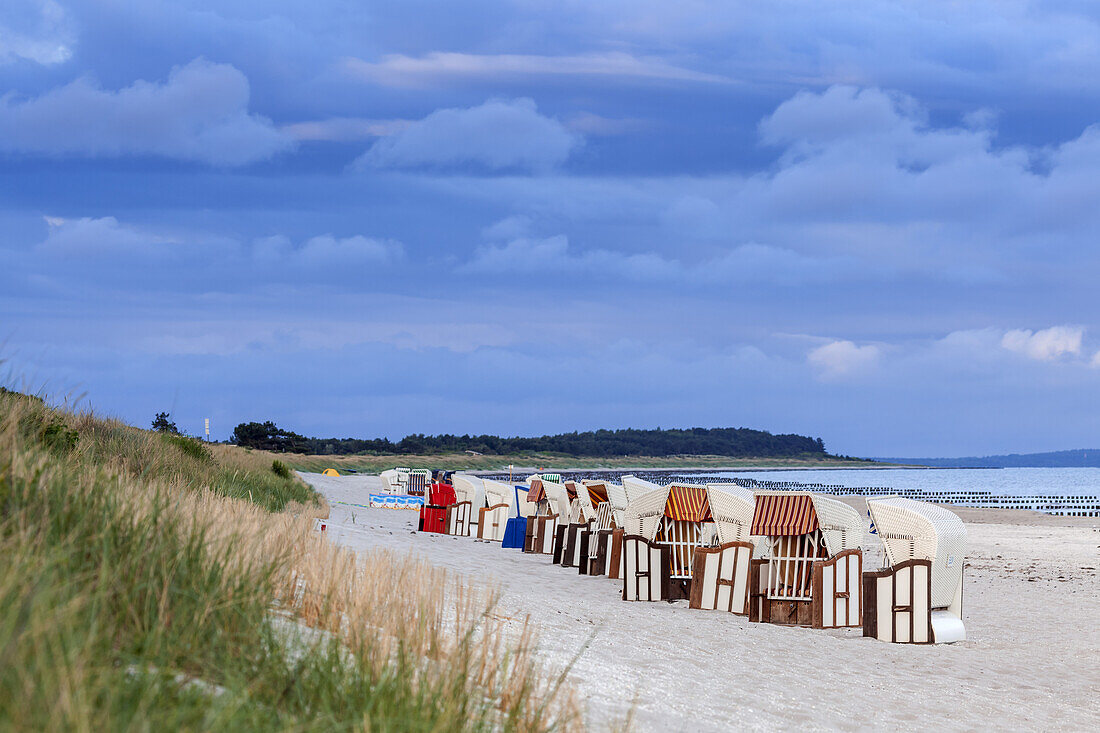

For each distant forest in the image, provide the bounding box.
[230,422,829,458]
[880,448,1100,468]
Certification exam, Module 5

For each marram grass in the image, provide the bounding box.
[0,391,582,731]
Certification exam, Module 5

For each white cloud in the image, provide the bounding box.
[343,52,730,87]
[37,216,173,257]
[252,234,402,267]
[356,98,578,171]
[0,1,72,65]
[1001,326,1083,361]
[0,58,294,165]
[808,340,881,379]
[281,117,411,142]
[463,230,856,285]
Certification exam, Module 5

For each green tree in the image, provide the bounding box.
[151,412,179,434]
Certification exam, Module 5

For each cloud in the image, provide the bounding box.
[1001,326,1083,361]
[343,52,730,87]
[0,58,294,165]
[356,98,578,172]
[0,0,72,65]
[14,216,403,294]
[281,117,411,142]
[808,340,881,379]
[463,228,858,285]
[37,216,173,257]
[281,234,402,266]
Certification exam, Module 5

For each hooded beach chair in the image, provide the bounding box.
[863,497,967,643]
[418,480,457,534]
[476,479,513,541]
[523,478,569,554]
[577,480,621,575]
[559,480,597,568]
[379,467,411,494]
[621,482,711,601]
[748,491,864,628]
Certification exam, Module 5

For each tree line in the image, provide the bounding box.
[229,421,829,458]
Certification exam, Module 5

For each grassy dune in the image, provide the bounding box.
[282,451,873,474]
[0,391,580,731]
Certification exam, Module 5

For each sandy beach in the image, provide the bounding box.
[303,473,1100,731]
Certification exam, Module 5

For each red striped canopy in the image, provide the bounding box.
[751,494,819,536]
[585,483,609,504]
[664,485,711,522]
[526,479,545,503]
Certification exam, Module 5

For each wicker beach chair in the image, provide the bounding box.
[864,497,966,643]
[748,490,864,628]
[450,474,485,536]
[477,479,513,541]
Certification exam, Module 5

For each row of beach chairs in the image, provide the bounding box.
[412,471,967,644]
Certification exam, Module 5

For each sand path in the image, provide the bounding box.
[303,473,1100,731]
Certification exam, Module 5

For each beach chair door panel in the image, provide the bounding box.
[690,542,753,615]
[622,536,669,601]
[863,560,933,643]
[814,549,862,629]
[539,516,558,554]
[478,504,507,541]
[892,561,932,643]
[447,501,471,536]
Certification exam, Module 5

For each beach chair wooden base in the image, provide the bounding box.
[560,523,586,567]
[749,550,863,627]
[477,504,508,541]
[552,525,567,563]
[524,515,558,554]
[863,559,934,643]
[597,528,624,579]
[622,535,671,601]
[419,505,447,534]
[446,501,471,536]
[689,541,754,615]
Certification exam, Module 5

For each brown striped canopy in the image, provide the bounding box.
[526,479,545,503]
[751,493,819,536]
[585,482,609,504]
[563,481,578,499]
[663,485,711,522]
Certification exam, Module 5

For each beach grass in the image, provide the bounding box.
[0,390,581,731]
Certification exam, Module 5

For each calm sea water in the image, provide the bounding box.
[703,467,1100,498]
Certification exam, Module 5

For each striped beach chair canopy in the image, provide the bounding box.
[751,490,863,557]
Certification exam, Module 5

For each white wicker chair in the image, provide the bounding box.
[866,496,966,643]
[622,483,670,539]
[706,483,767,554]
[809,494,865,555]
[600,481,629,527]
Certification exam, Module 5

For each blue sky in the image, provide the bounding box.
[3,1,1100,456]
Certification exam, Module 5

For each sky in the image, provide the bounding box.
[2,1,1100,457]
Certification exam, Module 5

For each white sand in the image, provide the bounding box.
[303,473,1100,731]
